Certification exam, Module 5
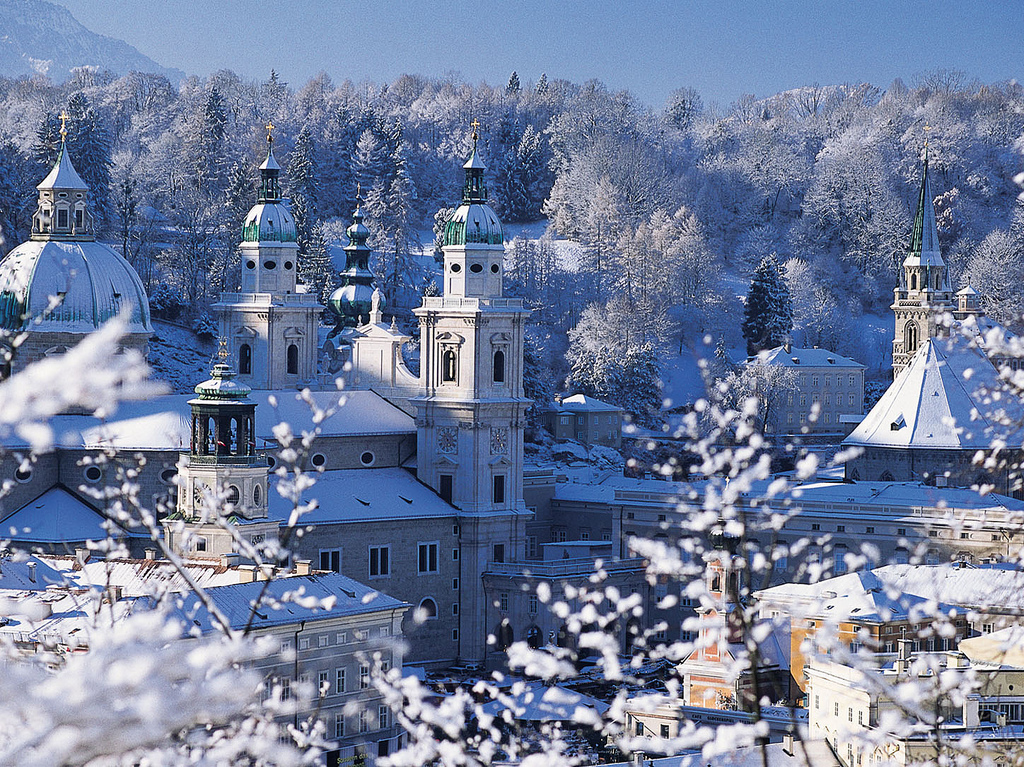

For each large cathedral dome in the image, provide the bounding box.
[0,135,151,372]
[0,239,151,333]
[240,144,296,244]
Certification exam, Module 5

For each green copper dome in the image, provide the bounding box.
[241,133,297,244]
[328,202,381,328]
[442,132,504,247]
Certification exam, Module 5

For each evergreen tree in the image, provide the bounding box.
[536,73,548,95]
[742,254,793,356]
[297,223,338,307]
[287,125,319,256]
[506,71,521,95]
[433,207,455,262]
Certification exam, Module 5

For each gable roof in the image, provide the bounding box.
[843,335,1024,450]
[0,487,132,543]
[750,346,864,369]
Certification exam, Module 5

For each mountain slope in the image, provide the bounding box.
[0,0,182,82]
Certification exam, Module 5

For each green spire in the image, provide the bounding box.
[257,122,282,203]
[462,119,487,203]
[907,135,942,266]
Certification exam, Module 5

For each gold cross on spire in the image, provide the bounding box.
[265,120,275,143]
[470,118,480,141]
[58,110,68,142]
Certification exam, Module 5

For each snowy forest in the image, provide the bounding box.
[0,67,1023,406]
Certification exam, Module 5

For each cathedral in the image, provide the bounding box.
[0,124,534,668]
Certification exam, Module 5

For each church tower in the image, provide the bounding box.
[412,125,532,662]
[215,124,322,390]
[165,351,278,559]
[891,142,954,378]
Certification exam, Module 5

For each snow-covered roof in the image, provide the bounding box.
[557,394,623,412]
[478,682,608,723]
[603,740,841,767]
[172,571,407,632]
[35,389,413,451]
[0,240,152,334]
[0,487,133,543]
[844,336,1024,450]
[749,346,864,369]
[960,625,1024,667]
[40,556,245,596]
[269,467,455,524]
[37,144,87,191]
[0,555,64,590]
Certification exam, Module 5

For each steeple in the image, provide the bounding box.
[461,119,487,203]
[903,139,947,284]
[257,121,282,203]
[31,111,94,241]
[328,193,381,330]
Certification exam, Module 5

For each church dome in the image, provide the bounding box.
[443,202,503,247]
[193,361,252,401]
[328,202,382,329]
[241,202,297,244]
[0,239,152,334]
[442,131,503,247]
[328,283,376,323]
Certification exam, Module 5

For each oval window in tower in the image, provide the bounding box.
[470,263,483,273]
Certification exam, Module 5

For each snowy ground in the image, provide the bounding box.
[147,320,217,393]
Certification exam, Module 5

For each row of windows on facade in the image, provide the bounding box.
[236,342,301,375]
[440,349,506,384]
[799,373,859,388]
[318,538,509,579]
[787,392,859,407]
[558,415,619,425]
[437,473,507,506]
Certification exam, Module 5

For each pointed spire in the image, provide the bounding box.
[906,129,943,270]
[327,191,381,329]
[462,119,487,202]
[257,124,281,202]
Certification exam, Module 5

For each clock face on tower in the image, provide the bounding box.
[437,426,458,454]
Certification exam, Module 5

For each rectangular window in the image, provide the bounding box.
[335,713,345,738]
[660,724,670,738]
[452,603,459,615]
[280,677,292,700]
[336,668,346,692]
[493,543,505,563]
[379,705,389,730]
[380,626,390,637]
[298,637,310,650]
[492,474,506,505]
[360,712,370,733]
[359,664,369,689]
[866,526,874,534]
[529,595,538,614]
[318,634,329,648]
[452,628,459,641]
[527,536,537,557]
[452,547,459,561]
[318,670,329,694]
[452,577,459,590]
[319,549,341,572]
[439,474,454,503]
[500,592,509,611]
[849,393,855,405]
[418,542,439,573]
[369,546,390,577]
[336,632,347,644]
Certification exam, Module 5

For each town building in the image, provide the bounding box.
[542,394,624,447]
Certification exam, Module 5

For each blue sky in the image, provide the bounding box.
[56,0,1024,108]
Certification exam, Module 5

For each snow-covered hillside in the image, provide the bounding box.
[0,0,182,81]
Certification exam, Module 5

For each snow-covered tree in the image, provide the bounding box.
[742,255,792,356]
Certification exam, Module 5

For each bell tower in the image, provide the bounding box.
[165,348,278,559]
[215,123,323,390]
[412,125,532,662]
[891,137,954,378]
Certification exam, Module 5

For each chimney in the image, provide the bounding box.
[782,731,794,756]
[144,549,157,560]
[237,564,258,583]
[784,338,792,354]
[75,548,90,566]
[220,552,240,568]
[27,562,36,583]
[294,559,312,576]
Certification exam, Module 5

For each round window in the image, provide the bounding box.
[226,485,240,504]
[267,455,277,469]
[14,466,32,483]
[246,260,256,270]
[470,263,483,273]
[264,260,277,270]
[84,465,103,483]
[450,263,462,273]
[491,264,500,273]
[360,451,375,466]
[160,468,177,484]
[311,453,326,468]
[253,484,262,506]
[284,261,293,270]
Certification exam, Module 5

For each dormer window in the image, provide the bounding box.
[75,209,83,229]
[57,209,68,228]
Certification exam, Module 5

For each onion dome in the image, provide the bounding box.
[193,361,252,401]
[0,128,150,334]
[328,201,381,328]
[442,127,503,247]
[241,126,297,244]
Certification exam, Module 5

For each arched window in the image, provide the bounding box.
[880,470,895,482]
[493,349,505,384]
[833,544,848,574]
[910,272,917,290]
[239,343,251,375]
[287,343,299,374]
[894,546,909,565]
[904,322,918,353]
[418,598,437,620]
[441,349,458,383]
[526,626,542,649]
